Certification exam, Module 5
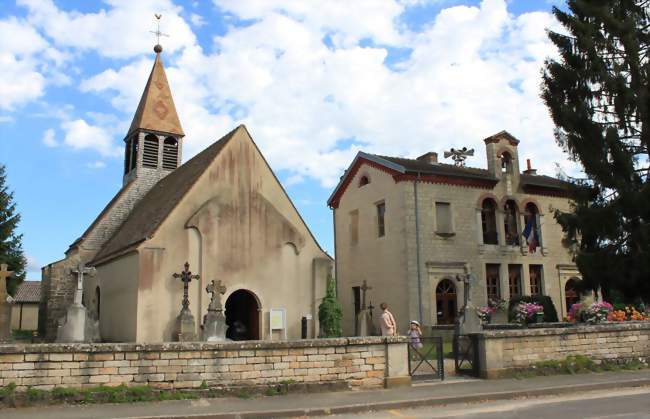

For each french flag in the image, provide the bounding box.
[522,217,538,253]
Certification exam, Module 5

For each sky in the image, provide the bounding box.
[0,0,570,279]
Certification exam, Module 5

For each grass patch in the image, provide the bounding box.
[511,355,650,379]
[0,382,17,398]
[236,388,254,399]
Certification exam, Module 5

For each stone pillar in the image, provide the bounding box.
[475,209,484,246]
[496,210,506,247]
[499,263,510,302]
[538,213,548,255]
[522,264,532,296]
[384,339,411,388]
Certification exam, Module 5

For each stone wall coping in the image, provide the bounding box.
[476,321,650,339]
[0,336,408,354]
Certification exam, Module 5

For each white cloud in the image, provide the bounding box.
[42,128,57,147]
[189,13,206,27]
[0,18,49,110]
[18,0,196,58]
[30,0,569,186]
[87,161,107,169]
[25,254,41,274]
[61,119,120,157]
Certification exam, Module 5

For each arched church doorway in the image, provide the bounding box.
[565,278,580,313]
[436,279,457,325]
[225,289,260,341]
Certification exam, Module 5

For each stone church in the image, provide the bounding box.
[328,132,581,335]
[41,45,332,343]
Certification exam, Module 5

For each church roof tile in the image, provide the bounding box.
[91,125,242,264]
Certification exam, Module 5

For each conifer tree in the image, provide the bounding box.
[318,276,343,338]
[542,1,650,301]
[0,164,26,295]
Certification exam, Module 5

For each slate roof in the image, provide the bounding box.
[91,125,242,264]
[520,173,572,191]
[127,52,184,138]
[375,155,497,181]
[13,281,41,303]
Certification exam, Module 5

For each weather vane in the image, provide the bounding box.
[443,147,474,166]
[150,14,169,52]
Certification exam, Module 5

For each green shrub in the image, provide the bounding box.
[318,276,343,338]
[508,295,559,323]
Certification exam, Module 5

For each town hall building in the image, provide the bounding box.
[40,44,332,343]
[328,132,582,335]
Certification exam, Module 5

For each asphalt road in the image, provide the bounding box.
[323,387,650,419]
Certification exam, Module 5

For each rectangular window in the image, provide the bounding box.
[508,264,522,297]
[529,265,543,296]
[349,210,359,245]
[486,264,500,300]
[376,202,385,237]
[435,202,452,235]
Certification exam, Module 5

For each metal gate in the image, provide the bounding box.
[408,336,444,381]
[453,334,480,377]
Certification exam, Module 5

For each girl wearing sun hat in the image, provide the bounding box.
[409,320,423,350]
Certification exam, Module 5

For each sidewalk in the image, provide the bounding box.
[2,370,650,419]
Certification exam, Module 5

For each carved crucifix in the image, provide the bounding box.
[456,273,475,308]
[360,280,372,310]
[0,263,13,302]
[173,262,200,311]
[206,279,227,311]
[70,262,96,305]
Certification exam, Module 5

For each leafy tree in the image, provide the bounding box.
[542,1,650,301]
[318,276,342,338]
[0,164,26,295]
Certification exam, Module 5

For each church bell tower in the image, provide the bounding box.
[123,43,185,186]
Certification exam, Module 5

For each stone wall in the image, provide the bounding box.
[0,337,410,391]
[478,322,650,378]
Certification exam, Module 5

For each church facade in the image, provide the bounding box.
[41,46,332,343]
[328,132,581,336]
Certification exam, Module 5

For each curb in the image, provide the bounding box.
[131,377,650,419]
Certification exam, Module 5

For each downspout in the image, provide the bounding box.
[414,173,423,324]
[332,209,338,298]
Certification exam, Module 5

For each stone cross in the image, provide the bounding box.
[206,279,226,311]
[360,280,372,310]
[0,263,13,302]
[456,273,476,308]
[70,263,96,305]
[173,262,200,311]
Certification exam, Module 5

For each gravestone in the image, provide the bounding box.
[57,263,100,343]
[355,280,374,336]
[173,262,199,341]
[0,264,14,342]
[202,279,228,342]
[455,273,481,335]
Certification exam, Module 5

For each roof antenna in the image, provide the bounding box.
[443,147,474,166]
[150,14,169,53]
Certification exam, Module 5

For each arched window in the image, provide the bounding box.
[162,137,179,170]
[359,175,370,187]
[481,199,498,244]
[436,279,457,325]
[565,278,580,313]
[129,134,139,171]
[523,203,541,251]
[503,200,519,246]
[501,151,513,174]
[142,134,159,168]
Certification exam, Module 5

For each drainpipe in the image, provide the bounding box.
[414,173,423,325]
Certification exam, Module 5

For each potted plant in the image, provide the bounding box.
[476,306,495,324]
[535,311,545,324]
[488,298,508,324]
[513,302,544,325]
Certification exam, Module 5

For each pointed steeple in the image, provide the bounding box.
[127,47,184,138]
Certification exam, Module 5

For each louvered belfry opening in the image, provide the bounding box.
[124,138,132,175]
[129,134,139,172]
[163,137,179,170]
[143,134,160,168]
